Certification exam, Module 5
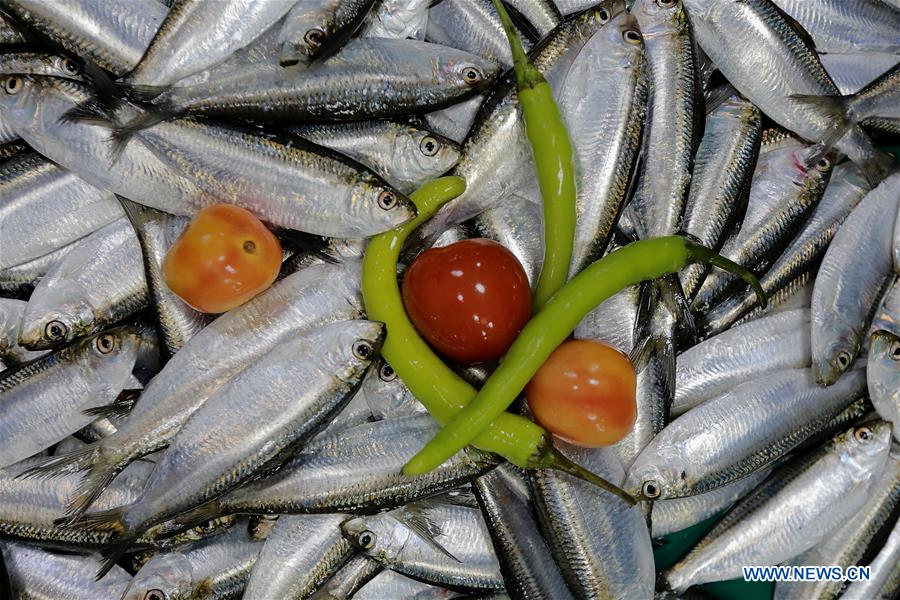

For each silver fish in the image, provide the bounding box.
[819,52,900,95]
[702,160,871,335]
[341,500,504,591]
[288,120,462,195]
[0,241,73,299]
[359,359,428,420]
[771,0,900,54]
[505,0,560,37]
[128,0,295,86]
[468,194,544,288]
[811,171,900,385]
[278,0,376,65]
[424,94,484,144]
[474,464,574,600]
[362,0,430,40]
[313,555,384,600]
[0,325,141,468]
[651,467,772,538]
[0,50,84,80]
[680,95,762,300]
[354,570,461,600]
[84,320,381,544]
[841,517,900,600]
[183,414,495,522]
[775,454,900,600]
[0,110,17,144]
[427,0,524,67]
[627,0,701,241]
[805,63,900,131]
[681,0,893,184]
[872,276,900,336]
[244,514,353,600]
[118,201,210,359]
[0,152,123,270]
[22,260,365,518]
[674,309,811,416]
[120,527,263,600]
[868,330,900,444]
[625,366,868,500]
[530,443,655,599]
[0,0,167,75]
[122,117,416,237]
[0,298,45,364]
[18,218,147,350]
[666,421,892,592]
[1,541,132,599]
[0,13,26,45]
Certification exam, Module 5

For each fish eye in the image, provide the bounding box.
[95,334,116,355]
[144,590,167,600]
[419,135,440,156]
[379,362,396,382]
[4,76,22,95]
[657,0,677,7]
[61,58,79,75]
[377,190,398,210]
[836,350,852,369]
[641,480,661,499]
[890,341,900,361]
[815,157,832,172]
[597,8,610,22]
[358,530,377,549]
[304,28,326,49]
[44,320,68,341]
[623,30,642,44]
[853,426,872,443]
[353,339,374,360]
[461,66,484,85]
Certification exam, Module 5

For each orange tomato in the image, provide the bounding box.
[526,339,636,447]
[163,204,282,313]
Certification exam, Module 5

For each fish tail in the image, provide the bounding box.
[119,83,172,103]
[16,444,97,480]
[64,451,127,520]
[82,392,137,419]
[858,148,896,188]
[165,500,226,537]
[790,93,851,125]
[108,108,175,160]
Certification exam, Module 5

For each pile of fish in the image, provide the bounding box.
[0,0,898,598]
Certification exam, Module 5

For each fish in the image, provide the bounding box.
[819,52,900,96]
[468,194,544,288]
[871,276,900,336]
[127,0,295,86]
[313,555,384,600]
[278,0,377,65]
[117,200,211,359]
[354,569,461,600]
[288,120,462,195]
[73,320,382,563]
[651,467,772,538]
[244,514,354,599]
[120,527,263,600]
[361,0,430,40]
[811,170,900,385]
[868,329,900,444]
[424,94,484,144]
[18,218,148,350]
[681,0,893,185]
[665,421,893,592]
[473,464,574,599]
[426,0,524,68]
[530,443,655,599]
[0,242,74,299]
[0,298,46,364]
[341,499,505,591]
[674,309,811,416]
[775,454,900,600]
[170,414,495,525]
[625,366,868,500]
[840,517,900,600]
[505,0,560,38]
[680,94,762,300]
[359,359,428,420]
[771,0,900,54]
[0,152,123,270]
[0,13,26,45]
[0,49,85,80]
[1,541,132,598]
[0,325,142,468]
[21,260,365,518]
[701,160,871,335]
[0,0,168,75]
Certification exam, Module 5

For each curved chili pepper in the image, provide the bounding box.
[361,176,637,505]
[402,236,767,476]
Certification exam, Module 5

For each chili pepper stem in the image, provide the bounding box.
[534,444,638,506]
[490,0,543,89]
[684,240,768,309]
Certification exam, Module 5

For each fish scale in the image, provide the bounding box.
[771,0,900,54]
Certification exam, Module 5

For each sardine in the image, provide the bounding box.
[278,0,377,66]
[244,514,354,600]
[424,94,483,144]
[354,569,460,600]
[505,0,560,37]
[313,555,384,600]
[625,366,867,499]
[868,329,900,444]
[841,517,900,600]
[0,242,73,299]
[811,171,900,385]
[427,0,524,67]
[468,194,544,288]
[819,52,900,95]
[18,218,148,350]
[665,421,892,592]
[0,49,85,80]
[359,359,428,420]
[362,0,430,40]
[771,0,900,54]
[0,298,45,364]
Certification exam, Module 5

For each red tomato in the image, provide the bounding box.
[402,238,532,363]
[163,204,282,313]
[526,340,636,447]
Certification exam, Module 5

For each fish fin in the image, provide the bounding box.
[16,444,96,480]
[96,539,132,580]
[858,147,896,188]
[789,94,853,156]
[632,281,656,351]
[116,196,155,230]
[82,402,131,420]
[276,229,339,265]
[63,452,131,520]
[424,488,479,508]
[394,504,461,563]
[164,500,225,538]
[629,334,652,371]
[119,83,171,103]
[58,100,116,127]
[704,83,738,115]
[108,107,178,160]
[57,506,125,534]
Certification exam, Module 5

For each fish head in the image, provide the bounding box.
[0,73,41,123]
[812,314,860,385]
[18,281,93,350]
[119,552,194,600]
[606,13,646,67]
[793,145,836,189]
[628,0,689,37]
[73,325,143,381]
[361,359,424,419]
[867,331,900,422]
[277,0,343,65]
[833,421,893,484]
[317,319,385,384]
[348,174,417,236]
[435,50,501,96]
[392,127,461,191]
[341,513,407,562]
[624,449,688,500]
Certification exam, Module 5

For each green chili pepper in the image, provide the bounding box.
[402,236,768,476]
[492,0,576,310]
[362,176,636,505]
